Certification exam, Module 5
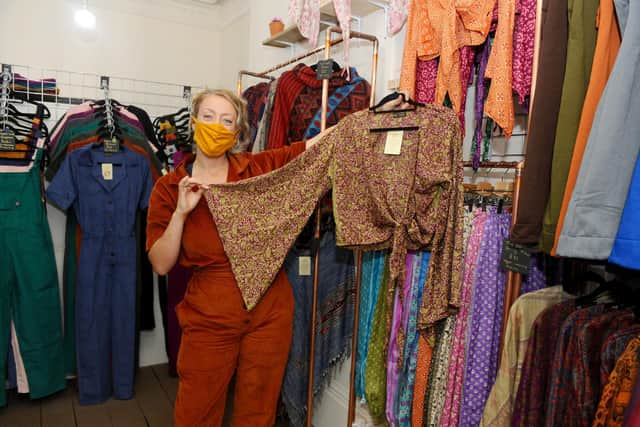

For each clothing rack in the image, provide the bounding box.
[2,63,205,121]
[235,35,356,96]
[0,66,11,130]
[237,26,379,427]
[463,160,526,364]
[100,77,116,139]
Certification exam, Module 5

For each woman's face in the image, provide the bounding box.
[196,94,237,132]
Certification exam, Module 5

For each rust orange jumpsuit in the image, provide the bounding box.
[146,142,306,426]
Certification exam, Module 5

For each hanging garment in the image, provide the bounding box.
[288,0,353,68]
[0,153,65,407]
[398,0,494,115]
[471,40,493,169]
[609,154,640,269]
[396,252,430,426]
[511,299,577,427]
[423,313,456,426]
[623,363,640,426]
[459,208,511,427]
[303,70,366,140]
[267,64,370,149]
[600,326,640,387]
[386,253,416,425]
[203,106,464,331]
[145,143,306,426]
[47,144,153,404]
[412,334,433,426]
[415,58,439,105]
[593,336,640,427]
[556,0,640,259]
[552,0,622,255]
[540,0,600,252]
[281,230,355,427]
[512,0,537,105]
[253,78,279,154]
[355,250,387,399]
[480,286,570,426]
[440,209,488,427]
[544,305,614,427]
[364,258,392,424]
[510,0,569,244]
[242,81,270,149]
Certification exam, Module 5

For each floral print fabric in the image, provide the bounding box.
[203,107,464,333]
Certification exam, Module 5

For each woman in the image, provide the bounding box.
[146,88,407,426]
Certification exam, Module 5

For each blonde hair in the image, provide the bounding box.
[191,88,250,154]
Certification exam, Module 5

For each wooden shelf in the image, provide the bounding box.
[263,12,337,48]
[262,0,385,48]
[319,0,386,18]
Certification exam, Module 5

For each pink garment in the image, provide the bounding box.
[389,0,410,34]
[288,0,352,71]
[415,59,439,105]
[457,45,477,131]
[512,0,537,104]
[385,254,414,426]
[439,210,488,427]
[11,320,29,393]
[415,44,475,132]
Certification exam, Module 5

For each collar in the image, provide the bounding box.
[175,152,251,181]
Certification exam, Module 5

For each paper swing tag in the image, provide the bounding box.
[101,163,113,180]
[0,130,16,151]
[299,256,311,276]
[384,130,403,155]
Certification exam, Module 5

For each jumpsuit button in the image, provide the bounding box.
[15,201,20,207]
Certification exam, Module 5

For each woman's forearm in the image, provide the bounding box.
[148,210,187,275]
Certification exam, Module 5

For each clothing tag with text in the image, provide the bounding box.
[384,130,403,155]
[0,130,16,151]
[299,256,311,276]
[500,239,531,274]
[101,163,113,180]
[103,138,120,154]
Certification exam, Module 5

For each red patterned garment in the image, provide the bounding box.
[267,64,370,149]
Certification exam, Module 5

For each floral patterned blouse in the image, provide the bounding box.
[203,106,464,337]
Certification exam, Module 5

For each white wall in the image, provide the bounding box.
[0,0,229,368]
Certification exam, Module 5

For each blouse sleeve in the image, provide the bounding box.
[250,141,306,173]
[145,175,178,252]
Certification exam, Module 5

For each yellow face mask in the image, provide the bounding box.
[192,116,238,158]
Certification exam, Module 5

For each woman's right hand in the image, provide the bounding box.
[175,175,205,217]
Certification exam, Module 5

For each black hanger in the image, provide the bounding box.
[369,91,425,114]
[310,59,342,73]
[8,96,51,119]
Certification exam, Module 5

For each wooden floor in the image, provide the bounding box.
[0,364,179,427]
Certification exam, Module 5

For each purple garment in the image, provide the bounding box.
[520,255,547,294]
[459,209,511,427]
[166,264,191,376]
[457,46,477,131]
[512,0,537,105]
[386,253,415,426]
[440,210,489,427]
[472,40,493,170]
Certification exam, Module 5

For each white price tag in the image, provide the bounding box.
[101,163,113,180]
[384,130,403,155]
[299,256,311,276]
